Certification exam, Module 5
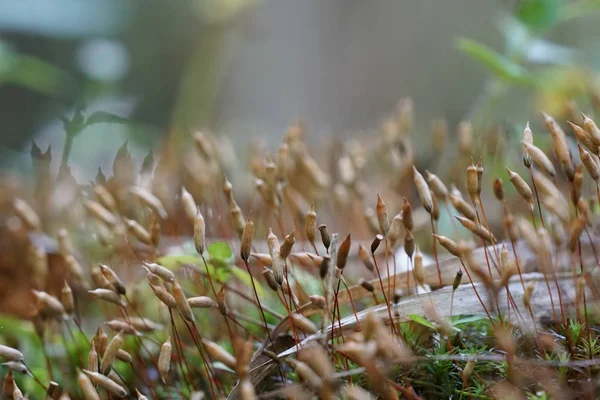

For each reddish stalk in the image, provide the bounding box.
[371,252,397,336]
[430,217,443,287]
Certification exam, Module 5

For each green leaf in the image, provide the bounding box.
[208,241,233,266]
[407,314,437,330]
[157,254,201,271]
[230,268,264,297]
[455,37,532,86]
[451,315,489,326]
[517,0,562,31]
[83,111,131,129]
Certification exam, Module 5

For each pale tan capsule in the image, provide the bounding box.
[88,289,126,307]
[262,268,280,291]
[582,112,600,146]
[99,264,126,295]
[522,122,533,168]
[93,326,108,357]
[84,200,117,227]
[172,281,195,322]
[425,170,448,202]
[357,245,375,272]
[32,290,66,320]
[255,178,279,208]
[337,233,352,270]
[13,198,41,231]
[77,369,101,400]
[567,215,586,252]
[91,266,114,291]
[506,168,533,206]
[124,218,152,245]
[149,214,161,248]
[401,198,413,231]
[318,225,331,252]
[180,186,197,223]
[462,359,476,383]
[61,281,74,315]
[0,345,24,362]
[150,284,177,309]
[343,384,376,400]
[188,296,218,309]
[578,144,600,181]
[573,164,583,203]
[230,203,246,238]
[239,378,257,400]
[338,155,356,186]
[27,243,47,290]
[105,320,139,335]
[516,218,541,253]
[64,255,85,284]
[266,228,280,257]
[493,177,505,201]
[240,214,254,263]
[578,198,593,226]
[413,166,433,213]
[466,160,479,203]
[430,189,440,221]
[193,207,206,255]
[136,389,149,400]
[569,121,598,155]
[271,252,285,286]
[458,121,473,155]
[530,169,567,208]
[88,342,98,373]
[100,331,124,375]
[404,230,415,258]
[434,235,460,257]
[289,359,322,391]
[521,142,556,177]
[376,193,390,235]
[125,317,164,333]
[305,203,318,248]
[450,191,477,222]
[455,216,496,242]
[203,339,237,370]
[290,313,318,334]
[142,262,175,282]
[280,230,296,260]
[523,281,535,309]
[309,295,326,310]
[0,363,26,377]
[57,228,74,257]
[249,252,272,266]
[130,186,168,219]
[12,380,24,400]
[158,337,172,384]
[83,369,127,397]
[116,349,132,365]
[92,184,118,214]
[387,213,403,249]
[413,246,424,286]
[542,111,574,179]
[542,195,570,224]
[276,143,289,182]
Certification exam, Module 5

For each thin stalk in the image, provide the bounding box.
[529,168,545,228]
[371,252,397,336]
[430,217,443,286]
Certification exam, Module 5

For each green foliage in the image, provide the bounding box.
[516,0,563,31]
[455,37,534,86]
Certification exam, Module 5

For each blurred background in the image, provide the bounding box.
[0,0,600,180]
